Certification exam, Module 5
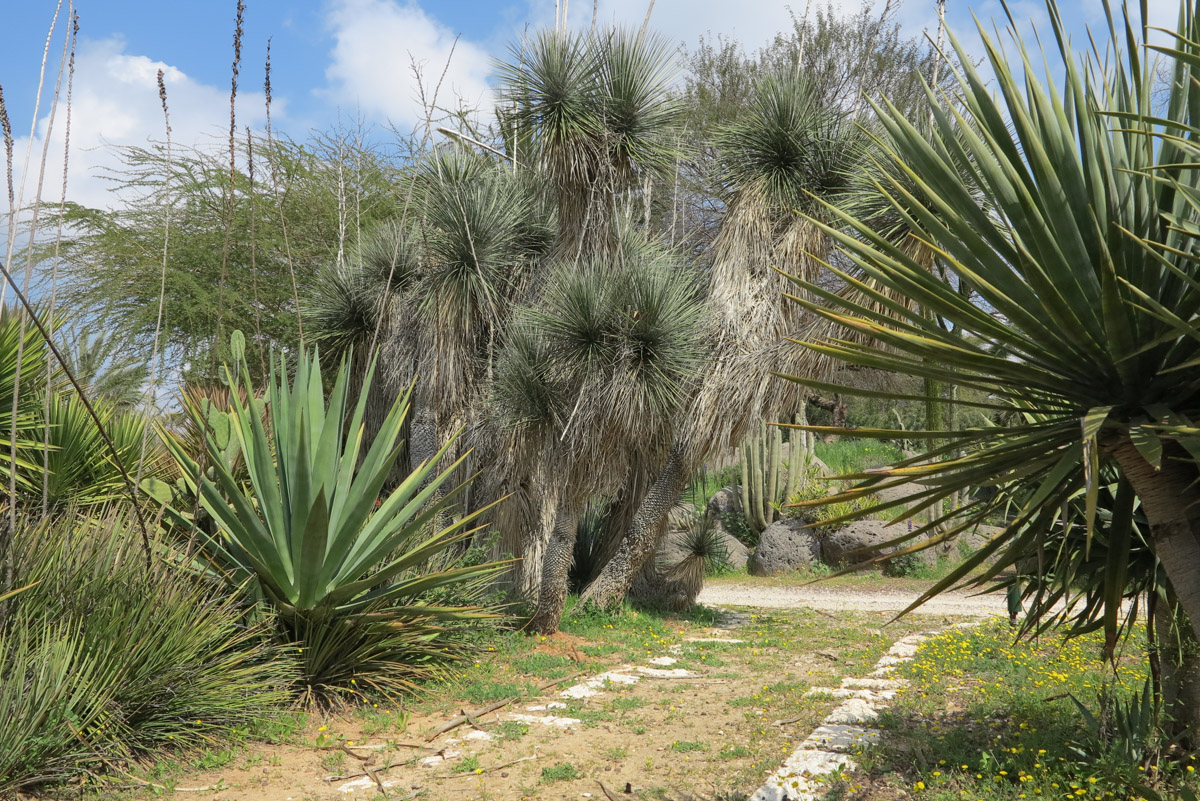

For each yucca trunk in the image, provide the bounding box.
[1153,583,1200,749]
[527,497,579,635]
[579,446,687,610]
[1111,439,1200,646]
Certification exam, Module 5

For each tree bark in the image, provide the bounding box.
[578,445,688,610]
[1110,438,1200,644]
[527,497,579,635]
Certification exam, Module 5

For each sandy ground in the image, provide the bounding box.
[698,582,1008,617]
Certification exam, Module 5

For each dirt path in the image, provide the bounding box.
[698,582,1007,618]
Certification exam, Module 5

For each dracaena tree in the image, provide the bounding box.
[780,0,1200,647]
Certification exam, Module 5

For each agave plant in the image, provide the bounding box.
[778,0,1200,652]
[162,348,505,702]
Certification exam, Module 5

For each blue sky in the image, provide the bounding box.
[0,0,1181,210]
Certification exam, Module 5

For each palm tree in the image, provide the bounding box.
[492,236,707,633]
[779,0,1200,646]
[61,329,148,409]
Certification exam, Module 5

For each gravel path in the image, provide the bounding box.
[697,582,1007,618]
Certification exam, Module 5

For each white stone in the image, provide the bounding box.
[803,687,895,702]
[635,666,696,678]
[868,665,897,676]
[465,730,493,741]
[780,749,858,775]
[507,713,581,728]
[559,684,599,699]
[842,677,907,690]
[684,637,744,643]
[874,655,907,668]
[648,656,678,666]
[823,699,880,725]
[338,777,398,794]
[801,724,881,752]
[418,750,461,766]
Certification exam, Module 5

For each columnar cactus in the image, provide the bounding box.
[741,421,783,532]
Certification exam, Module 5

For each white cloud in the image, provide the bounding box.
[323,0,494,132]
[7,36,271,213]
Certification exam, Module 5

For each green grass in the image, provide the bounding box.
[461,680,532,706]
[610,695,647,712]
[510,652,577,679]
[451,754,480,774]
[671,741,707,753]
[541,762,580,783]
[718,744,751,760]
[814,438,904,476]
[832,620,1200,801]
[491,720,529,741]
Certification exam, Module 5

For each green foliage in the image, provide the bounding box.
[782,0,1200,630]
[813,438,903,477]
[160,348,505,704]
[0,514,289,795]
[61,329,149,409]
[29,393,163,510]
[47,135,400,384]
[859,621,1200,801]
[0,307,53,489]
[569,504,607,594]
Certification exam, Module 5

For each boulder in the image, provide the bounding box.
[656,524,749,572]
[822,520,936,568]
[747,518,822,576]
[718,524,750,571]
[707,485,743,518]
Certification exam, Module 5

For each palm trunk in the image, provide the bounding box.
[1111,439,1200,644]
[527,496,579,635]
[579,445,688,610]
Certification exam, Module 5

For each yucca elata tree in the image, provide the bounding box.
[492,236,707,634]
[579,71,864,610]
[781,0,1200,648]
[495,26,681,258]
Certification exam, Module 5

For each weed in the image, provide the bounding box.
[511,652,576,679]
[318,751,345,773]
[452,755,480,774]
[492,720,530,741]
[462,680,530,706]
[671,741,707,753]
[610,696,647,712]
[718,744,751,760]
[541,762,579,783]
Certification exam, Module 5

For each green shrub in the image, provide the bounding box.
[0,514,290,795]
[881,552,925,578]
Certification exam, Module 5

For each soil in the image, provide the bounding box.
[697,583,1008,618]
[100,587,974,801]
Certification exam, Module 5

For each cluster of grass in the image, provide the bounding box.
[814,438,904,476]
[0,516,294,796]
[831,621,1200,800]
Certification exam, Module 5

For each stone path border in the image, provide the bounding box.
[749,631,932,801]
